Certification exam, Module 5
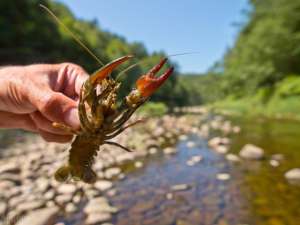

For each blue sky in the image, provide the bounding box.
[58,0,249,73]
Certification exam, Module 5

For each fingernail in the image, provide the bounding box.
[64,107,80,130]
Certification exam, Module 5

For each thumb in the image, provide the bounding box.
[33,89,80,130]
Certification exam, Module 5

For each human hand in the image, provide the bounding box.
[0,63,89,143]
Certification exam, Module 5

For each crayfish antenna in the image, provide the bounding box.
[104,141,133,152]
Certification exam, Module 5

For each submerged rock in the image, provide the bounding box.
[239,144,264,160]
[226,154,240,162]
[171,184,190,191]
[285,168,300,183]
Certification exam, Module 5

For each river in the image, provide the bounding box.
[107,116,300,225]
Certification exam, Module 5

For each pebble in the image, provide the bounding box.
[226,154,240,162]
[284,168,300,182]
[94,180,113,192]
[16,207,59,225]
[216,173,231,181]
[104,167,121,179]
[85,212,112,225]
[57,184,77,195]
[163,147,177,155]
[186,141,196,148]
[171,184,190,191]
[65,203,77,213]
[269,159,280,167]
[149,147,158,155]
[0,202,7,216]
[134,161,143,168]
[214,145,228,154]
[239,144,264,160]
[179,135,188,141]
[166,193,173,200]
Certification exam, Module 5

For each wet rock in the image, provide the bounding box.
[171,184,190,192]
[285,168,300,182]
[134,161,143,168]
[269,159,280,167]
[94,180,113,192]
[225,154,240,162]
[85,212,112,225]
[16,207,59,225]
[84,197,118,214]
[36,177,50,193]
[44,190,55,201]
[271,154,284,161]
[179,135,188,141]
[104,167,121,179]
[115,153,135,164]
[214,145,228,154]
[163,147,177,155]
[239,144,264,160]
[149,147,158,155]
[186,155,203,166]
[186,141,196,148]
[216,173,231,181]
[57,184,77,195]
[17,200,45,212]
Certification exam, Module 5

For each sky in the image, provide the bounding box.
[58,0,249,74]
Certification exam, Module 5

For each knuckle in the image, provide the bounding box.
[39,93,61,113]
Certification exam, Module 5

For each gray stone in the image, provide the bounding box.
[16,207,59,225]
[239,144,264,160]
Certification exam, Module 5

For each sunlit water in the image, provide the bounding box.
[108,117,300,225]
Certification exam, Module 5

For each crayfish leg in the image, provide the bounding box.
[54,165,71,182]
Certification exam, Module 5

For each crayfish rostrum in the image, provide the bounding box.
[53,56,173,183]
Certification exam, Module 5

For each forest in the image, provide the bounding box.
[1,0,300,118]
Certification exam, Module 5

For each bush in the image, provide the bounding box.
[137,102,168,117]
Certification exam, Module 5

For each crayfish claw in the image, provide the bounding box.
[90,55,134,84]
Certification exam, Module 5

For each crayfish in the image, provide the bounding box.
[53,56,173,183]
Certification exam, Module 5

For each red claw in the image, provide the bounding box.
[136,58,173,97]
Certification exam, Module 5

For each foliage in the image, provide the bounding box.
[137,102,168,117]
[0,0,183,108]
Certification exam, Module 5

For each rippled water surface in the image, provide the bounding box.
[108,117,300,225]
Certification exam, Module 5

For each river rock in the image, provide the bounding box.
[0,162,20,174]
[57,184,77,195]
[171,184,190,191]
[269,159,280,167]
[104,167,121,179]
[0,202,7,216]
[186,141,196,148]
[85,212,112,225]
[226,154,240,162]
[55,194,73,205]
[285,168,300,182]
[65,203,77,213]
[17,200,45,212]
[16,207,59,225]
[239,144,264,160]
[214,145,228,154]
[149,147,158,155]
[94,180,113,192]
[163,147,177,155]
[115,153,135,164]
[216,173,231,181]
[134,161,143,168]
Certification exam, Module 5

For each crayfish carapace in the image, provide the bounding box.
[53,56,173,183]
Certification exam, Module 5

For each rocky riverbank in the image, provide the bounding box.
[0,115,195,225]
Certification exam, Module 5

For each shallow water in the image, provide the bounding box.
[108,117,300,225]
[109,134,251,225]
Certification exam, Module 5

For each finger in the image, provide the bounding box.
[0,111,37,132]
[30,111,71,135]
[38,129,73,143]
[33,91,80,130]
[55,63,89,98]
